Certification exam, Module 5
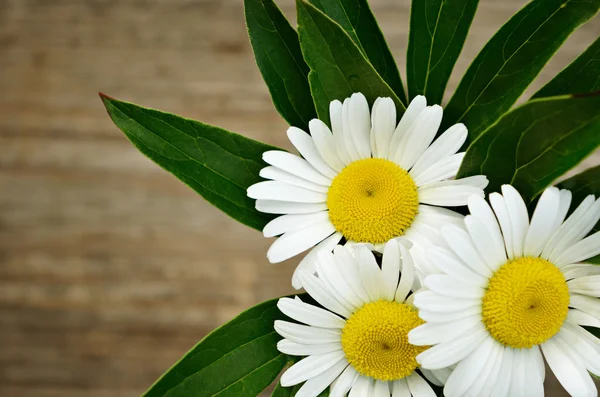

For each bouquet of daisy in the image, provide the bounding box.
[100,0,600,396]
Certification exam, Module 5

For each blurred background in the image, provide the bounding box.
[1,0,599,396]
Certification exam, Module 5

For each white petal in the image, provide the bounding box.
[442,224,492,278]
[373,379,391,397]
[420,369,443,387]
[541,337,597,397]
[464,215,506,272]
[388,95,427,160]
[267,221,335,263]
[416,205,465,228]
[473,343,505,397]
[391,378,410,397]
[330,365,359,397]
[281,350,346,387]
[315,251,364,310]
[567,309,600,328]
[410,123,468,177]
[264,212,330,237]
[489,192,514,260]
[568,275,600,297]
[524,187,561,257]
[330,100,353,166]
[563,263,600,280]
[529,345,546,382]
[570,294,600,319]
[417,306,482,323]
[443,336,495,397]
[341,97,362,161]
[348,93,372,159]
[490,347,513,397]
[372,97,397,159]
[274,320,341,344]
[292,232,343,289]
[260,166,329,193]
[427,247,488,287]
[416,325,488,369]
[295,358,349,397]
[263,151,332,185]
[555,231,600,267]
[248,181,327,203]
[558,324,600,375]
[413,291,479,313]
[256,200,327,214]
[411,153,465,186]
[309,119,345,172]
[395,244,416,303]
[277,298,346,328]
[332,245,371,305]
[381,239,401,301]
[356,245,385,302]
[288,127,338,179]
[395,105,443,170]
[424,274,485,300]
[349,376,372,397]
[407,372,436,397]
[298,271,353,318]
[277,339,342,356]
[500,185,529,258]
[418,184,484,207]
[408,315,481,345]
[467,195,507,272]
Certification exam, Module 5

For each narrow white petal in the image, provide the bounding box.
[277,339,342,356]
[395,244,416,303]
[388,95,427,160]
[298,271,353,318]
[316,251,364,309]
[256,200,327,215]
[371,98,382,157]
[408,315,481,345]
[248,181,327,203]
[295,358,349,397]
[568,275,600,297]
[418,184,484,206]
[489,192,514,259]
[309,119,345,172]
[356,245,385,302]
[280,350,346,387]
[442,225,492,278]
[292,232,343,289]
[417,205,465,228]
[417,307,482,323]
[420,369,443,387]
[468,195,507,271]
[333,246,371,305]
[567,309,600,328]
[424,274,485,299]
[524,187,561,257]
[348,93,372,159]
[277,298,346,328]
[264,212,330,237]
[411,153,465,186]
[373,379,391,397]
[349,376,372,397]
[427,247,488,287]
[410,123,468,177]
[341,98,362,161]
[372,97,397,159]
[416,326,488,369]
[475,344,505,397]
[529,345,546,382]
[407,372,436,397]
[330,100,353,166]
[464,215,506,272]
[395,105,443,170]
[500,185,529,258]
[381,239,401,301]
[541,337,597,397]
[288,127,338,179]
[570,294,600,319]
[267,221,335,263]
[263,151,332,185]
[392,378,410,397]
[562,263,600,280]
[413,291,479,313]
[274,320,341,344]
[260,166,329,193]
[490,347,513,397]
[555,231,600,267]
[558,324,600,375]
[330,365,359,397]
[443,337,495,397]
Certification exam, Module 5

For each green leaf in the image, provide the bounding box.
[245,0,317,130]
[100,94,278,231]
[443,0,600,140]
[143,297,288,397]
[457,94,600,202]
[533,36,600,98]
[296,0,405,124]
[271,384,329,396]
[407,0,479,104]
[558,165,600,264]
[308,0,407,104]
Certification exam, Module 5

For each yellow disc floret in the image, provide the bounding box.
[482,257,569,349]
[341,300,426,381]
[327,158,418,244]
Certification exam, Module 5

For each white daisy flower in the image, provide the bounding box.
[275,239,449,397]
[408,185,600,397]
[247,92,488,288]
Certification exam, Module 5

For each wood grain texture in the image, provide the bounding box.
[0,0,598,396]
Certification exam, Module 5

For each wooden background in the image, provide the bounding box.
[1,0,599,396]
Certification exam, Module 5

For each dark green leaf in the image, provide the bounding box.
[271,384,329,396]
[100,94,278,231]
[245,0,317,130]
[296,0,405,124]
[143,297,288,397]
[309,0,407,104]
[558,165,600,263]
[533,36,600,98]
[407,0,479,104]
[457,94,600,202]
[443,0,600,140]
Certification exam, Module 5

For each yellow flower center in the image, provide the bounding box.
[341,300,426,381]
[482,257,569,349]
[327,158,418,244]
